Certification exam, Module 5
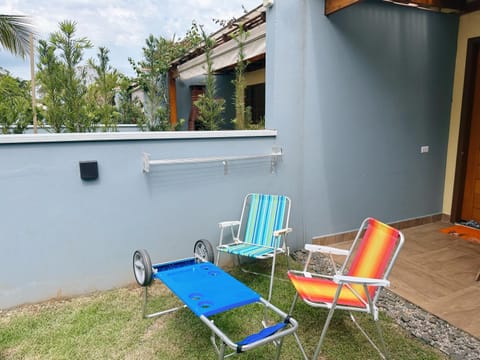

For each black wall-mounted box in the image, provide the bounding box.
[79,161,98,180]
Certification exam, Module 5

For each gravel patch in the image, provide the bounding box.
[292,250,480,359]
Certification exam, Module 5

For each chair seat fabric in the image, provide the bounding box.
[244,194,286,247]
[216,193,291,301]
[286,218,404,359]
[222,243,276,258]
[237,322,287,346]
[288,273,367,308]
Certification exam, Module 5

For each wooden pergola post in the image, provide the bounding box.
[168,68,178,127]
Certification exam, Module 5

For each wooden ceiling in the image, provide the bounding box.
[325,0,480,16]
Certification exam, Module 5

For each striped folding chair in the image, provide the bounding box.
[216,193,292,301]
[288,218,404,360]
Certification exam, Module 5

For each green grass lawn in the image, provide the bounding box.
[0,257,447,359]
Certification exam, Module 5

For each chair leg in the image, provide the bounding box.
[374,316,389,359]
[273,337,285,360]
[312,284,344,360]
[267,253,277,301]
[293,332,309,360]
[349,312,388,360]
[218,342,226,360]
[285,246,290,270]
[288,293,309,360]
[313,304,336,360]
[216,227,225,267]
[289,292,299,315]
[142,286,149,319]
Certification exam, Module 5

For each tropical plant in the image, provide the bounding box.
[129,35,170,131]
[115,76,146,126]
[36,20,93,132]
[194,27,225,131]
[231,24,251,130]
[51,20,93,132]
[129,22,201,131]
[0,69,32,133]
[36,39,64,132]
[0,14,33,58]
[87,47,120,131]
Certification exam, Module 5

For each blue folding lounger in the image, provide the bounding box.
[132,240,299,359]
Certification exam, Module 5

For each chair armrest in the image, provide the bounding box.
[273,227,292,237]
[333,274,390,287]
[305,244,350,256]
[218,220,241,229]
[288,269,334,280]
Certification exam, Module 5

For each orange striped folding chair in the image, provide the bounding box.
[216,193,292,301]
[288,218,404,360]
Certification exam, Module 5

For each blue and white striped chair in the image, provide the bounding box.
[216,193,292,301]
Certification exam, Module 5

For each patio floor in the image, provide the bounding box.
[332,221,480,338]
[389,221,480,339]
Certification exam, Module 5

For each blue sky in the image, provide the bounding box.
[0,0,260,80]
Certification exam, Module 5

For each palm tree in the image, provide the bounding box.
[0,14,33,58]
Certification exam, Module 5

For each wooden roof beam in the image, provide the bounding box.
[325,0,468,15]
[325,0,361,15]
[391,0,466,12]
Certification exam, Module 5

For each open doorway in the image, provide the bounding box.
[452,36,480,226]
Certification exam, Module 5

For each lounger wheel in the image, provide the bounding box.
[193,239,214,263]
[133,249,153,286]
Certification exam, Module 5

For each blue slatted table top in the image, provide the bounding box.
[153,258,260,317]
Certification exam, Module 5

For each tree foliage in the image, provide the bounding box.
[36,39,63,132]
[51,20,93,132]
[87,47,121,131]
[36,20,93,132]
[0,69,32,133]
[129,35,170,131]
[0,15,234,132]
[0,14,34,59]
[116,76,145,125]
[129,22,201,131]
[194,27,225,131]
[231,24,251,130]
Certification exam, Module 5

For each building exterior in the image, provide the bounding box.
[1,0,480,308]
[266,0,480,240]
[169,5,266,130]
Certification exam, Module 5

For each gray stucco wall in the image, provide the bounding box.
[266,0,458,238]
[0,132,285,309]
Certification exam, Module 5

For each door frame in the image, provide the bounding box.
[451,36,480,222]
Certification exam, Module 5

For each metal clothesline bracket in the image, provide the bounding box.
[143,153,152,173]
[223,160,229,175]
[142,146,283,174]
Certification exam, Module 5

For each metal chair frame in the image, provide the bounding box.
[288,217,405,359]
[136,255,299,360]
[216,193,292,301]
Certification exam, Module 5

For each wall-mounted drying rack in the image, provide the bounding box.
[142,146,282,175]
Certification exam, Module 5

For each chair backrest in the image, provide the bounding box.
[240,194,290,248]
[344,218,404,302]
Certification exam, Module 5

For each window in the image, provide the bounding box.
[245,83,265,126]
